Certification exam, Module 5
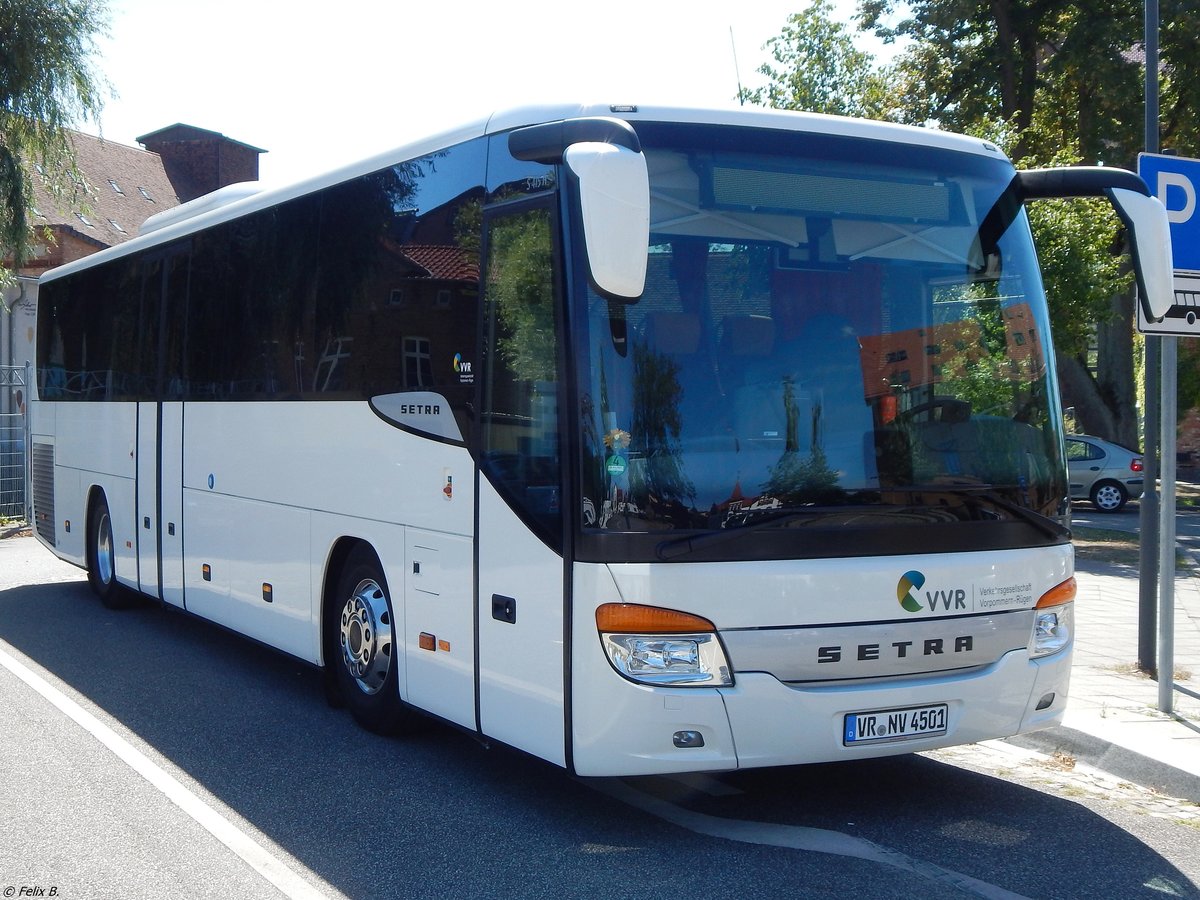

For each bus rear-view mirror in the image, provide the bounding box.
[564,142,649,301]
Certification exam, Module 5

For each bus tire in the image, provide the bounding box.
[327,545,414,735]
[87,495,133,609]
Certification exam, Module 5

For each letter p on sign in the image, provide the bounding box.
[1158,170,1196,225]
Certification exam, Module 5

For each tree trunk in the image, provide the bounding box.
[1057,354,1115,437]
[1095,290,1139,448]
[1055,288,1138,449]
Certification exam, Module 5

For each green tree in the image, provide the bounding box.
[739,0,893,118]
[1,0,109,282]
[857,0,1200,446]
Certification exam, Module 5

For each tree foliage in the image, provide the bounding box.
[1,0,109,277]
[738,0,892,118]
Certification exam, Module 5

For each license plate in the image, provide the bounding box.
[843,703,948,745]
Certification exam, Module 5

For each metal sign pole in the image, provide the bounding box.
[1158,333,1177,713]
[1139,0,1161,676]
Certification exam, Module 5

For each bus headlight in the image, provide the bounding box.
[1028,578,1075,659]
[596,603,733,687]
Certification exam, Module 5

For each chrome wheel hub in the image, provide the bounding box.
[96,512,114,586]
[339,578,392,695]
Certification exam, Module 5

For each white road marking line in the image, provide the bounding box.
[594,777,1031,900]
[0,639,334,900]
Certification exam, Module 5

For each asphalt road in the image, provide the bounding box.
[1,536,1197,900]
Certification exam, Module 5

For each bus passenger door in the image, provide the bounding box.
[159,402,184,607]
[135,246,188,608]
[135,402,160,598]
[475,201,568,767]
[133,401,184,607]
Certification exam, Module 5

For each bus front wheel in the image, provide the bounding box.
[327,545,415,735]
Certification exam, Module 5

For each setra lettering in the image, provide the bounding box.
[399,404,441,416]
[817,636,974,663]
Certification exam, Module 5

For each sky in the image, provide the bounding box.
[81,0,896,186]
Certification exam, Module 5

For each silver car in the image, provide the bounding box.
[1066,434,1144,512]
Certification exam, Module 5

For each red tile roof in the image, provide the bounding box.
[396,244,480,282]
[29,130,181,248]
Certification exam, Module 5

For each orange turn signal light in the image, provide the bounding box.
[595,603,717,634]
[1036,577,1077,608]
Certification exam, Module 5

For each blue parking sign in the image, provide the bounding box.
[1139,153,1200,271]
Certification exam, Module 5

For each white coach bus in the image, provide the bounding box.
[28,104,1173,776]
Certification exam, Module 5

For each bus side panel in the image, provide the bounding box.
[50,402,138,577]
[180,401,475,668]
[476,478,565,767]
[183,488,314,660]
[182,402,474,535]
[404,528,475,730]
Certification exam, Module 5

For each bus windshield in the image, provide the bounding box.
[574,123,1068,561]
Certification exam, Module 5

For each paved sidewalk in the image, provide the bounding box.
[1009,555,1200,802]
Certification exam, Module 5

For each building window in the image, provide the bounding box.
[403,336,433,388]
[435,288,452,309]
[388,288,405,308]
[108,179,124,195]
[108,219,127,234]
[139,187,154,201]
[75,213,94,227]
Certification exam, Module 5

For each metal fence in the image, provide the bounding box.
[1,364,27,521]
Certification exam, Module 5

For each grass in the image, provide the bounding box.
[1175,478,1200,509]
[1071,524,1193,570]
[1072,525,1143,567]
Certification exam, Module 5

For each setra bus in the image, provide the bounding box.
[27,104,1173,776]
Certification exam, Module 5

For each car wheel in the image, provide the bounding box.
[326,544,420,735]
[1090,480,1128,513]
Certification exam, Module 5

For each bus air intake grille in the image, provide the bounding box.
[31,443,55,545]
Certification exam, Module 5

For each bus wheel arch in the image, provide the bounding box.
[322,539,418,735]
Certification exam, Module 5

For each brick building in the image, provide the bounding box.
[2,125,265,373]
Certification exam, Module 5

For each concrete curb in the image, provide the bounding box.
[1006,725,1200,803]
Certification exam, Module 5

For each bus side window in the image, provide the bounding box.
[480,203,562,542]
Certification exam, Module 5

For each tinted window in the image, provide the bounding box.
[481,203,561,542]
[37,136,487,444]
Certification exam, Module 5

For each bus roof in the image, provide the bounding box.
[41,103,1009,283]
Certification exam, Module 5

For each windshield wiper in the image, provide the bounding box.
[892,482,1069,542]
[958,489,1069,541]
[655,507,832,560]
[653,487,1067,560]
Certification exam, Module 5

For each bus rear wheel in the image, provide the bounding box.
[327,545,416,735]
[87,496,133,609]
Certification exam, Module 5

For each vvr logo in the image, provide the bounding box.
[897,570,924,612]
[897,570,967,613]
